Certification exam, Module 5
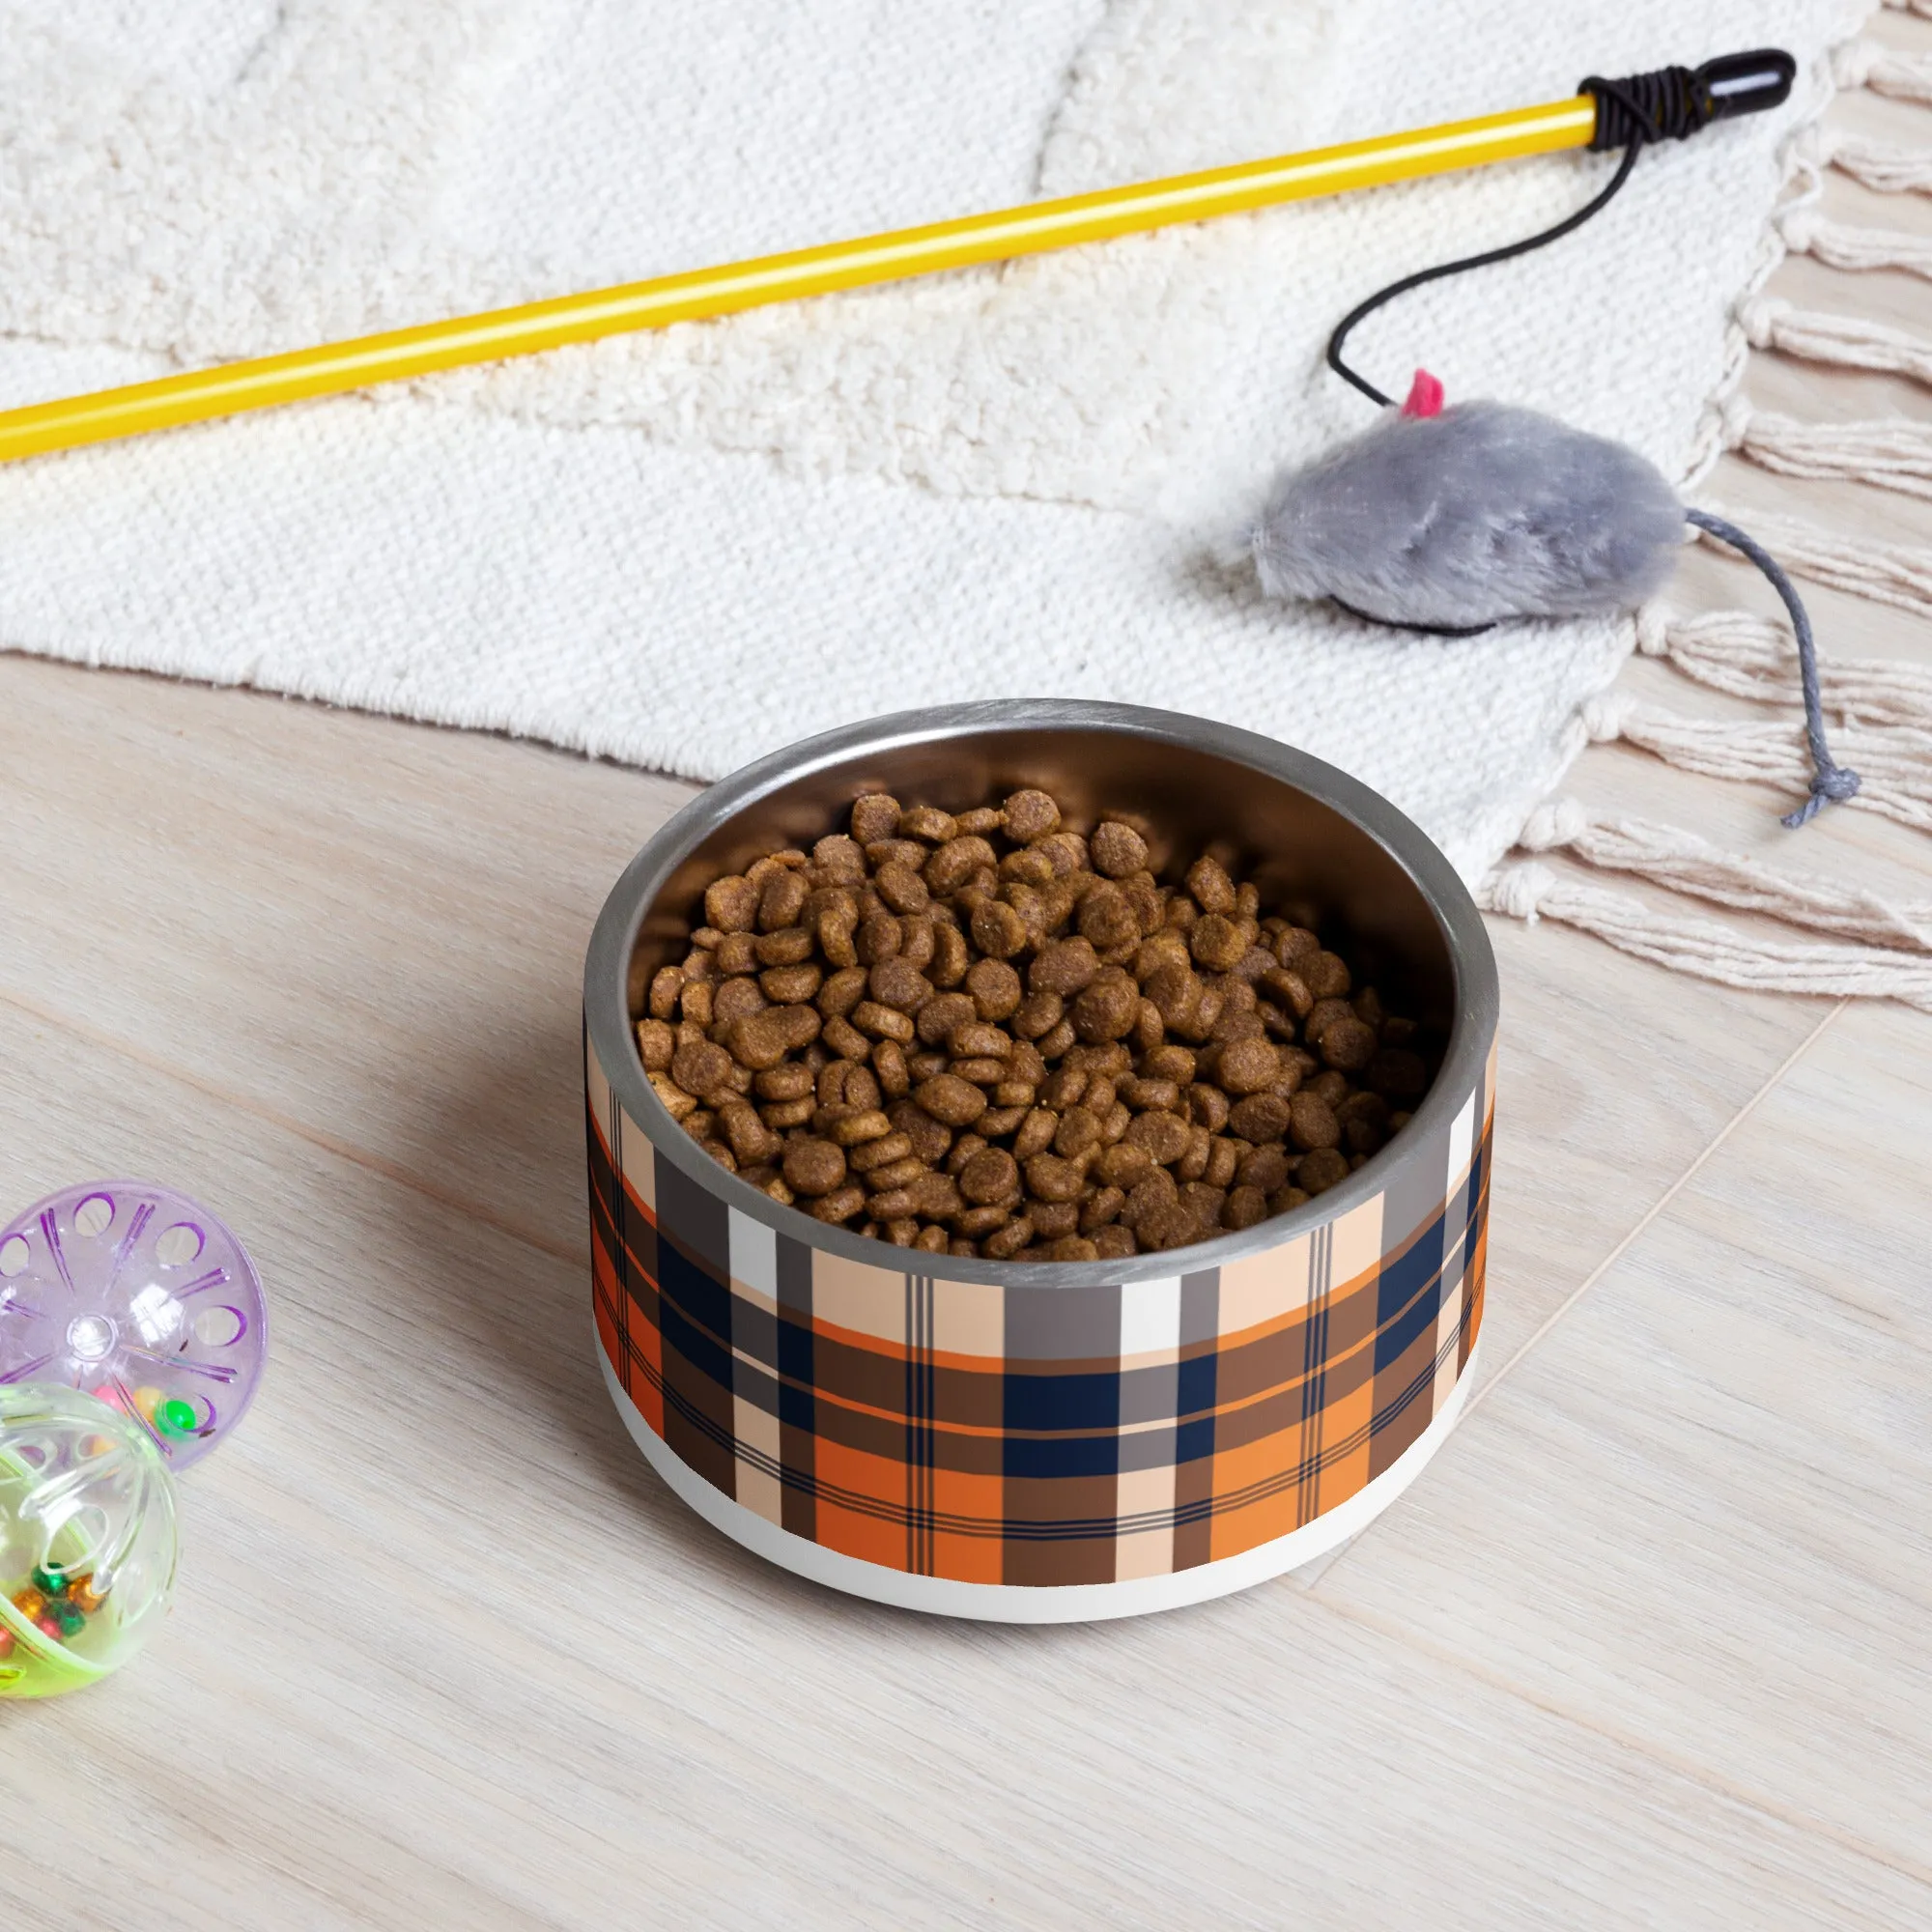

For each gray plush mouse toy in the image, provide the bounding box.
[1249,50,1860,829]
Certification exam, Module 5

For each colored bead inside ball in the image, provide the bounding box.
[0,1384,180,1699]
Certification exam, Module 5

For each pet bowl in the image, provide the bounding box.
[583,701,1497,1621]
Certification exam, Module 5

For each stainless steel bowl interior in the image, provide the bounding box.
[587,701,1496,1286]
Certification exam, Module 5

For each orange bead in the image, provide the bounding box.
[12,1587,45,1621]
[67,1576,104,1614]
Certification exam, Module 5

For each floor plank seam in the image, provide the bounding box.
[1460,996,1849,1418]
[1307,1590,1932,1893]
[0,984,587,1270]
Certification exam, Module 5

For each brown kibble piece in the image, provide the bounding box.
[875,863,929,915]
[1304,951,1351,999]
[964,956,1022,1021]
[1236,1145,1292,1195]
[1227,1092,1291,1143]
[851,1001,916,1044]
[1093,1224,1138,1260]
[1090,820,1149,878]
[1011,991,1065,1041]
[1076,885,1140,952]
[1288,1092,1341,1152]
[1298,1147,1350,1196]
[915,1074,989,1127]
[810,1184,866,1224]
[1185,855,1237,916]
[1222,1185,1268,1232]
[1071,968,1141,1042]
[1189,915,1247,973]
[970,899,1029,960]
[1023,1153,1085,1203]
[1002,789,1061,842]
[1319,1016,1378,1072]
[851,1131,915,1173]
[1125,1112,1191,1166]
[783,1138,848,1198]
[868,958,932,1012]
[635,1018,675,1072]
[848,794,902,844]
[760,963,822,1006]
[704,875,760,933]
[827,1110,894,1148]
[757,868,810,932]
[1012,1108,1059,1159]
[958,1147,1020,1204]
[672,1039,735,1098]
[924,835,997,895]
[982,1217,1034,1261]
[1216,1037,1280,1096]
[1029,937,1099,997]
[1094,1142,1152,1189]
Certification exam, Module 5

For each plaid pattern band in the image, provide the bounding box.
[586,1025,1492,1587]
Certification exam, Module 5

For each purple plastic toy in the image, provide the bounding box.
[0,1181,267,1472]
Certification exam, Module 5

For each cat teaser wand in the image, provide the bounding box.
[0,52,1792,464]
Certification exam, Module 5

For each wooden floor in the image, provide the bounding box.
[4,30,1931,1930]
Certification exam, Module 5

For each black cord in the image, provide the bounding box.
[1327,133,1637,407]
[1327,77,1659,407]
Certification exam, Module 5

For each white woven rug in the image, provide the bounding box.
[0,0,1873,890]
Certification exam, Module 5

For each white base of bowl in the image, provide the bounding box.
[599,1333,1479,1622]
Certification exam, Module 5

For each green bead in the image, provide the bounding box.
[30,1565,63,1595]
[55,1604,84,1637]
[155,1399,197,1439]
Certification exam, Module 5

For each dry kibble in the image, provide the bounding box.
[848,794,903,844]
[1090,820,1149,878]
[971,899,1029,959]
[1002,789,1061,842]
[1222,1185,1268,1231]
[1215,1037,1280,1096]
[704,875,760,933]
[915,1074,989,1128]
[1304,951,1352,999]
[635,1018,675,1072]
[783,1138,848,1198]
[716,932,759,977]
[875,863,929,915]
[1185,856,1237,916]
[1298,1147,1350,1196]
[645,782,1435,1261]
[1319,1016,1378,1072]
[1189,915,1247,973]
[1288,1091,1341,1152]
[1071,969,1140,1042]
[1030,937,1099,997]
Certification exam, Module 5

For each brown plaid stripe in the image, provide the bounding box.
[587,1025,1492,1587]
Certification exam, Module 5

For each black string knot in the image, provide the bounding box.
[1580,68,1712,151]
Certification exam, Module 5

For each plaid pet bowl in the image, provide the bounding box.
[583,702,1496,1621]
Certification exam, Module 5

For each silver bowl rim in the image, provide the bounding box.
[584,699,1497,1289]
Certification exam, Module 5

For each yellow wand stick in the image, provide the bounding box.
[0,53,1791,466]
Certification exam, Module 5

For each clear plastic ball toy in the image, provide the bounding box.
[0,1383,180,1698]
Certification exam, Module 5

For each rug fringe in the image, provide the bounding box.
[1581,690,1932,832]
[1480,862,1932,1009]
[1636,605,1932,730]
[1822,129,1932,193]
[1834,36,1932,103]
[1516,798,1932,951]
[1722,397,1932,499]
[1742,296,1932,385]
[1779,206,1932,280]
[1695,507,1932,619]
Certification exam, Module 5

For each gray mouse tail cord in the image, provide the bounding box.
[1321,50,1858,826]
